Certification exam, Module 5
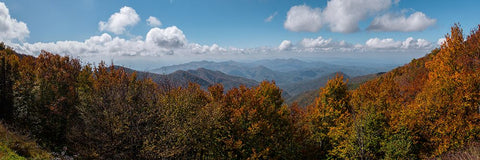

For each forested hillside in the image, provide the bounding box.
[285,72,383,107]
[118,66,259,90]
[0,24,479,159]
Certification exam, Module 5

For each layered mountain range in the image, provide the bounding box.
[149,59,393,85]
[116,58,393,103]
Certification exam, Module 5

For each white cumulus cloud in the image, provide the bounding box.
[99,6,140,34]
[147,16,162,27]
[0,2,29,42]
[323,0,393,33]
[278,40,292,51]
[368,11,436,32]
[284,5,323,32]
[146,26,187,49]
[284,0,394,33]
[284,0,435,33]
[85,33,113,46]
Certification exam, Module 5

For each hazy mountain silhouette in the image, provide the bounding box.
[118,66,258,90]
[150,59,393,85]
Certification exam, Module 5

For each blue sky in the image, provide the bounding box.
[1,0,479,69]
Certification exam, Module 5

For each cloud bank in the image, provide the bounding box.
[13,31,436,60]
[365,37,432,49]
[14,26,227,57]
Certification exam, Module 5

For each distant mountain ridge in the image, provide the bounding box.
[286,72,384,107]
[118,66,258,90]
[280,72,349,96]
[149,58,393,85]
[248,58,332,72]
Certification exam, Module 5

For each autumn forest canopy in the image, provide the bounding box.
[0,24,480,159]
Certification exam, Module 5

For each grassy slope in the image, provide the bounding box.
[0,123,51,159]
[433,142,480,160]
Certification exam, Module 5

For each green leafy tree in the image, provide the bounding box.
[306,74,351,159]
[348,107,386,159]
